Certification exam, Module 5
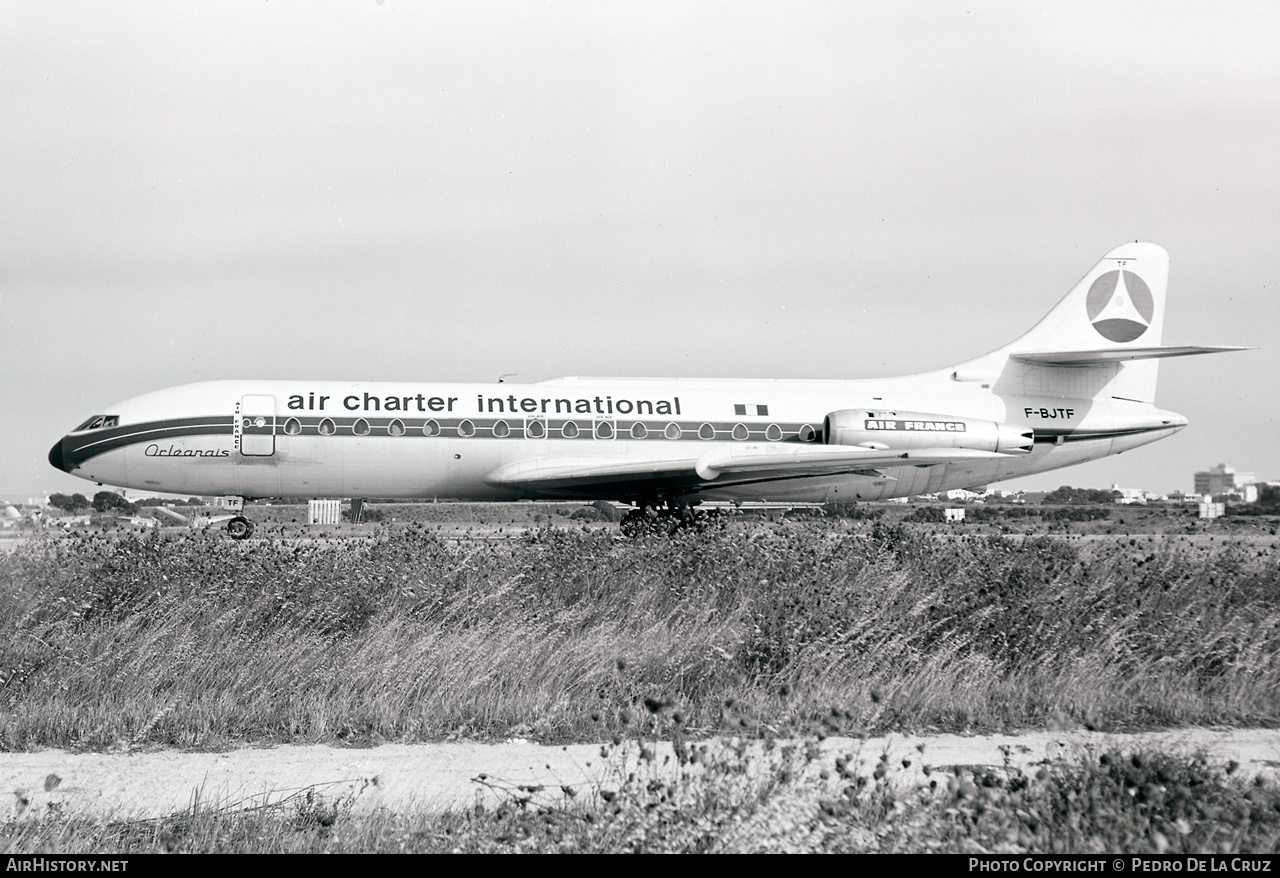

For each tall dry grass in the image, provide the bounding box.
[1,522,1277,750]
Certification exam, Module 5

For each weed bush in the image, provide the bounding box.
[4,743,1277,853]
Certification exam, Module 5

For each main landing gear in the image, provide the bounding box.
[227,516,255,540]
[618,500,722,537]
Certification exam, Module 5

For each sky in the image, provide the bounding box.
[4,1,1277,499]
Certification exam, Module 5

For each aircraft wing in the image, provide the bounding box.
[484,445,1019,498]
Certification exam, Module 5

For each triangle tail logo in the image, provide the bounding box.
[1085,270,1153,343]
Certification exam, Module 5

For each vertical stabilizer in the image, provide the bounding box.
[978,242,1171,403]
[1010,242,1169,353]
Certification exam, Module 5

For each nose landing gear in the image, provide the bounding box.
[227,516,255,540]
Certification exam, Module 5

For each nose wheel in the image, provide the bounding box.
[227,516,255,540]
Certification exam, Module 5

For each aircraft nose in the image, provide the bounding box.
[48,438,69,473]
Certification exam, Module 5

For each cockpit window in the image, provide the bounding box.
[74,415,118,431]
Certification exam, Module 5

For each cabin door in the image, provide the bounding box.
[238,394,276,457]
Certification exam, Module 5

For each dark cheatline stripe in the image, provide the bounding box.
[63,417,234,466]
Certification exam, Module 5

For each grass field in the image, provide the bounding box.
[3,508,1278,852]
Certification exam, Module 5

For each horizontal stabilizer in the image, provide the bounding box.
[1012,345,1249,366]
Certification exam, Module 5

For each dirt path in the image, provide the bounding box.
[7,728,1279,822]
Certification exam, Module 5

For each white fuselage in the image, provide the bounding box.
[52,373,1184,503]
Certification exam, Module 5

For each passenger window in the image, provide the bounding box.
[423,420,440,437]
[731,424,749,440]
[664,423,681,440]
[353,419,371,436]
[457,420,476,437]
[798,424,817,442]
[765,424,783,442]
[630,422,648,440]
[284,418,302,435]
[493,420,510,438]
[698,423,716,440]
[595,420,614,440]
[561,421,580,439]
[318,418,336,436]
[388,419,405,436]
[525,419,546,439]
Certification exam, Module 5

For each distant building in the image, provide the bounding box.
[1199,501,1225,519]
[1110,484,1149,505]
[309,499,341,525]
[1194,463,1255,499]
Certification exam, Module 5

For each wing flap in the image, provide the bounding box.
[695,444,1016,479]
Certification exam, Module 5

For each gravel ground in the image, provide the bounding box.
[7,728,1279,822]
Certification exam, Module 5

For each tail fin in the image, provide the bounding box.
[1010,241,1170,354]
[958,242,1243,404]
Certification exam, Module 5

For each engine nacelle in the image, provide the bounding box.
[823,409,1034,455]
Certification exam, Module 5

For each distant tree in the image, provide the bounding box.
[1227,484,1280,517]
[904,505,945,523]
[1258,484,1280,513]
[590,499,621,522]
[48,493,89,513]
[91,491,136,515]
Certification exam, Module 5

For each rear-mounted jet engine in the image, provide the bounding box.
[823,410,1034,455]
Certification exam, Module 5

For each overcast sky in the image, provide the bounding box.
[4,1,1277,499]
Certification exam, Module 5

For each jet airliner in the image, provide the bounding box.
[48,242,1244,538]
